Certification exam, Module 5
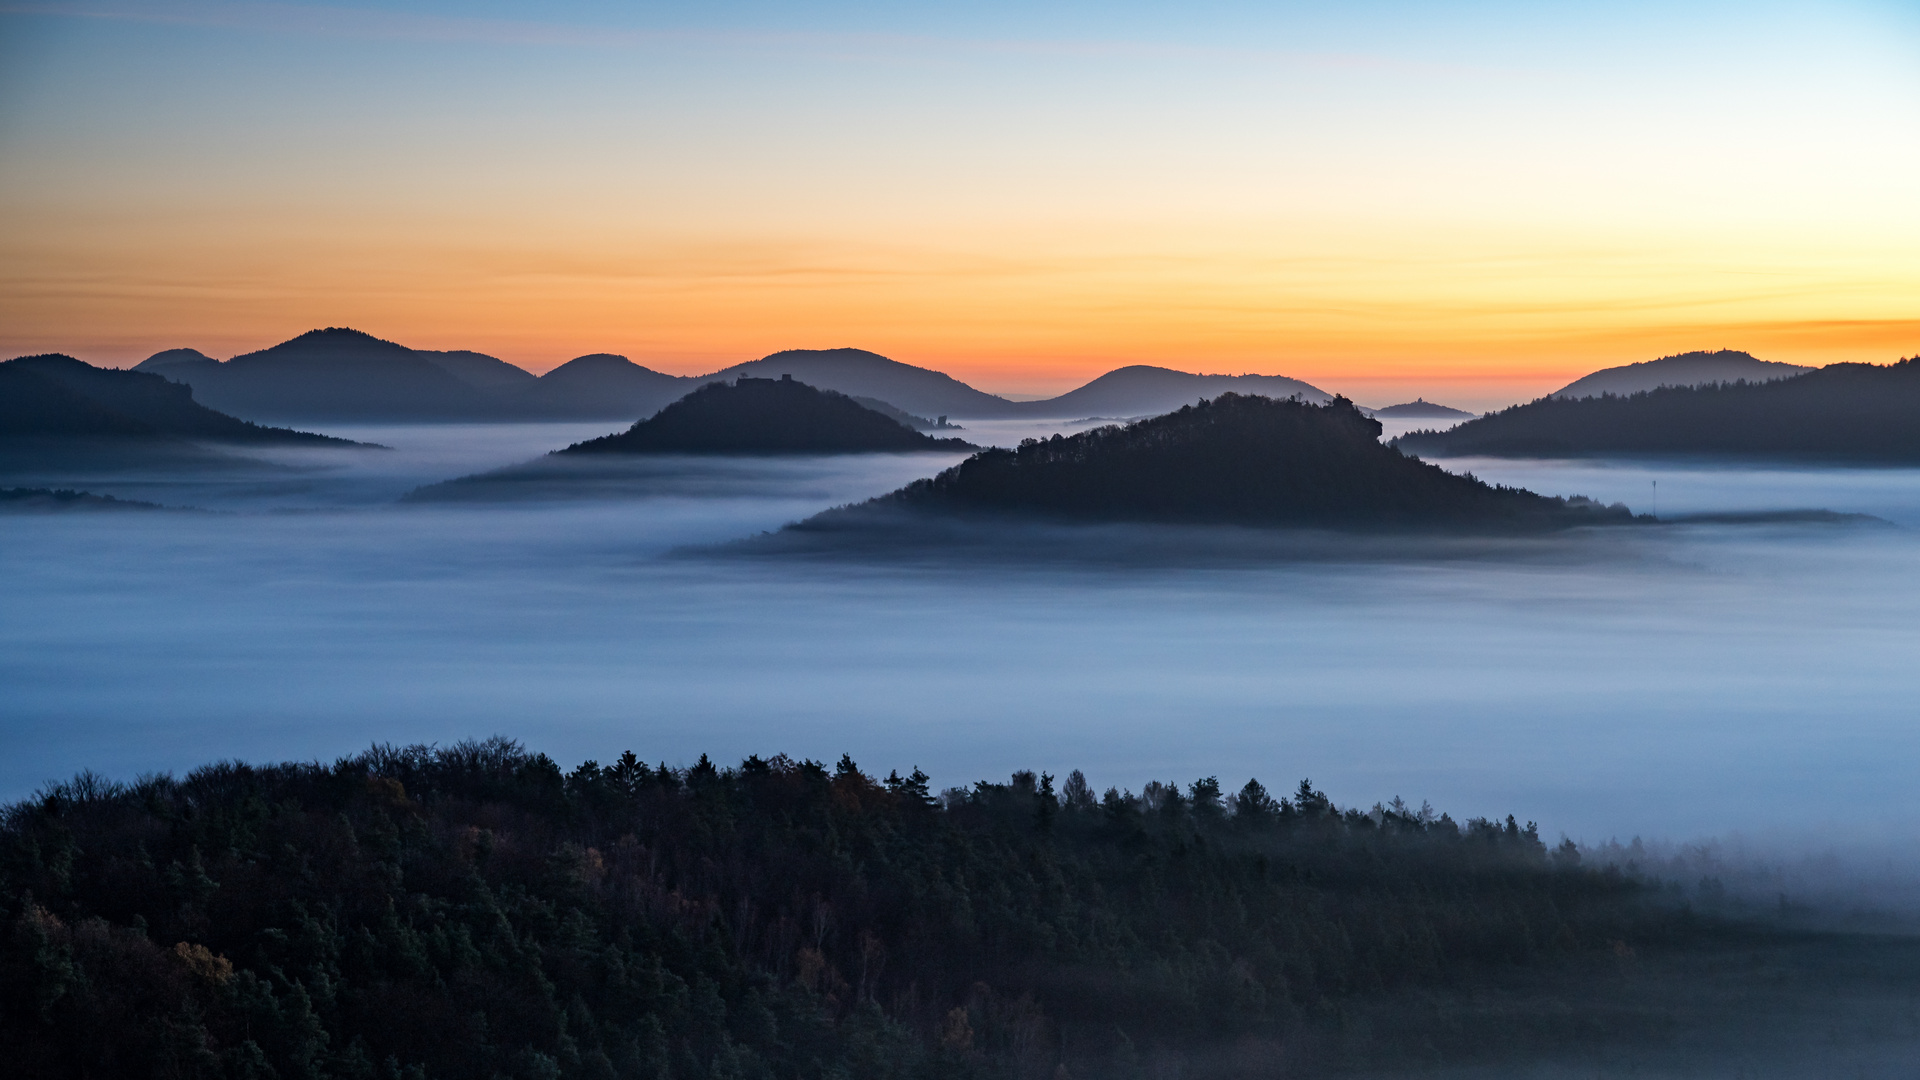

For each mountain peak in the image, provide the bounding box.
[561,376,976,455]
[1552,349,1811,400]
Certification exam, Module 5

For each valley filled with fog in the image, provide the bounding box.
[8,418,1920,880]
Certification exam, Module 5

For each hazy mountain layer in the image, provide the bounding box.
[708,347,1026,418]
[799,394,1631,534]
[1395,358,1920,461]
[1551,349,1811,399]
[419,348,540,392]
[1015,364,1331,418]
[140,328,510,422]
[127,329,1339,425]
[1,354,353,445]
[519,352,688,419]
[561,376,977,455]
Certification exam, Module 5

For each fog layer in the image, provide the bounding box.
[4,422,1919,861]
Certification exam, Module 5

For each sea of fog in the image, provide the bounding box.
[6,415,1920,901]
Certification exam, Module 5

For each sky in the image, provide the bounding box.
[2,0,1917,406]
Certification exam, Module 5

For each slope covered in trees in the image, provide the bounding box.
[802,394,1631,533]
[562,377,976,455]
[2,739,1697,1079]
[1394,358,1920,461]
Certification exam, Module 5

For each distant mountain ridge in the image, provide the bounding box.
[126,329,1336,425]
[1,354,353,445]
[1394,357,1920,461]
[707,349,1025,419]
[1016,366,1331,419]
[1551,349,1811,400]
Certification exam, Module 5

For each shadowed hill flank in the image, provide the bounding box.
[560,376,978,454]
[0,354,357,445]
[801,394,1630,533]
[1394,357,1920,461]
[1551,349,1811,400]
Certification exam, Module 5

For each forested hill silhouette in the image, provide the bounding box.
[803,394,1631,532]
[135,328,513,422]
[561,376,978,455]
[1394,357,1920,461]
[1550,349,1811,400]
[0,354,355,445]
[3,738,1727,1078]
[708,348,1025,419]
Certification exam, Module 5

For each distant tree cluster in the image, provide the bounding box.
[840,394,1630,532]
[1393,357,1920,461]
[3,740,1667,1079]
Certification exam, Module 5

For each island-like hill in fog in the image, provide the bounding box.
[1,354,355,446]
[560,376,978,455]
[1373,398,1473,419]
[1394,356,1920,461]
[1550,349,1811,399]
[793,393,1631,534]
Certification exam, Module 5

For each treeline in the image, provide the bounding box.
[1393,357,1920,461]
[823,394,1632,533]
[3,740,1673,1079]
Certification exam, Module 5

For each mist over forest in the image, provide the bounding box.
[9,360,1920,1076]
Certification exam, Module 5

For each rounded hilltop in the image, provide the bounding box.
[800,394,1634,534]
[560,374,977,455]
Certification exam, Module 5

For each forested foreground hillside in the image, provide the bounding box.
[0,741,1778,1079]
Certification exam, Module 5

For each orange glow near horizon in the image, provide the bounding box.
[3,2,1917,411]
[6,218,1915,408]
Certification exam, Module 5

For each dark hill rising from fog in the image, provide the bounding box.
[796,394,1632,535]
[1551,349,1811,399]
[561,376,977,455]
[1395,357,1920,461]
[1373,398,1473,419]
[0,354,354,446]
